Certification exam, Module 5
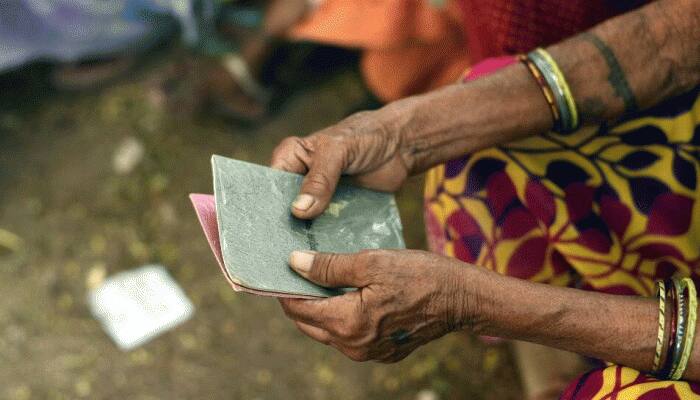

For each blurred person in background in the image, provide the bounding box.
[270,0,700,399]
[0,0,202,89]
[0,0,469,123]
[211,0,472,121]
[286,0,471,102]
[0,0,316,123]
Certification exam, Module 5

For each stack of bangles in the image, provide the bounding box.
[519,48,580,134]
[652,277,698,380]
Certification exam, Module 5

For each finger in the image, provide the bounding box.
[279,297,333,327]
[279,294,358,332]
[294,321,332,345]
[291,137,346,219]
[289,251,369,288]
[270,136,310,173]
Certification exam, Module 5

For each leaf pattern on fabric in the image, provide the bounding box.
[672,153,697,190]
[599,195,631,238]
[444,156,470,178]
[646,193,693,235]
[629,177,670,214]
[466,157,505,194]
[546,160,590,189]
[506,236,548,280]
[618,150,659,170]
[525,180,556,226]
[501,207,539,239]
[445,209,483,263]
[565,183,594,222]
[620,125,668,145]
[486,171,519,223]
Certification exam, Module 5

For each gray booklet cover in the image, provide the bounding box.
[195,155,405,298]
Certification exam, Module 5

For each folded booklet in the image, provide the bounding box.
[190,155,405,299]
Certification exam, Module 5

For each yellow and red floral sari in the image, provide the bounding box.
[424,1,700,397]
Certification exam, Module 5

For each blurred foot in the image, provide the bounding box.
[50,56,136,91]
[207,52,271,124]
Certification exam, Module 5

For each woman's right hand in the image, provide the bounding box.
[270,109,412,219]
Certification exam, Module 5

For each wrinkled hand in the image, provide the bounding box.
[279,249,474,363]
[270,111,411,219]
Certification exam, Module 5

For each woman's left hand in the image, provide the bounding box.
[279,249,476,363]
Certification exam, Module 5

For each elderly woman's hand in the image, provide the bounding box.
[270,109,413,219]
[279,249,476,362]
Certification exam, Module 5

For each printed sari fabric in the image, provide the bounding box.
[560,366,700,399]
[424,56,700,398]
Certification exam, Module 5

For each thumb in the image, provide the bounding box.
[288,251,368,288]
[291,144,345,219]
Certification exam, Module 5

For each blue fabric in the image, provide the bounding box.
[0,1,204,71]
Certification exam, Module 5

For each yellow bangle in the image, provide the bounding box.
[533,48,580,130]
[653,280,667,372]
[672,278,697,380]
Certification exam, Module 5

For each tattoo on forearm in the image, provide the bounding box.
[580,32,639,114]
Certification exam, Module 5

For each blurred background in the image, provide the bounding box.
[0,1,520,399]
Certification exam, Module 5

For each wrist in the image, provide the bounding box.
[442,259,492,333]
[374,97,423,174]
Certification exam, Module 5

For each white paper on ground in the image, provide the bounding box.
[88,264,195,351]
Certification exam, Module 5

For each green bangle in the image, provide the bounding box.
[670,278,688,379]
[672,278,697,380]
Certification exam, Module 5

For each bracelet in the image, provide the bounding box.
[670,278,688,378]
[652,280,667,372]
[532,49,580,130]
[525,48,580,134]
[672,278,697,380]
[518,55,561,126]
[658,280,678,379]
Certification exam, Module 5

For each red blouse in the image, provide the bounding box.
[457,0,649,61]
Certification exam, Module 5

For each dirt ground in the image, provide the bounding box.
[0,50,521,400]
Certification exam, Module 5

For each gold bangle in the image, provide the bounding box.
[653,280,667,372]
[672,278,697,380]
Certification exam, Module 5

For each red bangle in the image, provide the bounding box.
[518,54,561,129]
[658,280,678,378]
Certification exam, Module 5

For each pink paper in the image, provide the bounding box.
[189,193,320,299]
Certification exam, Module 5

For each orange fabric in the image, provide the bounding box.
[287,0,470,101]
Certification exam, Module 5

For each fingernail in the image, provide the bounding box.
[289,250,315,275]
[292,194,315,211]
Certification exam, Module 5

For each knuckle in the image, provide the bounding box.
[277,136,302,150]
[304,173,333,195]
[314,254,335,281]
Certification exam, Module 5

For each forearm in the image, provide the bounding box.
[550,0,700,123]
[461,267,700,380]
[382,0,700,174]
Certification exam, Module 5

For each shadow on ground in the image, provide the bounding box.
[0,50,520,400]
